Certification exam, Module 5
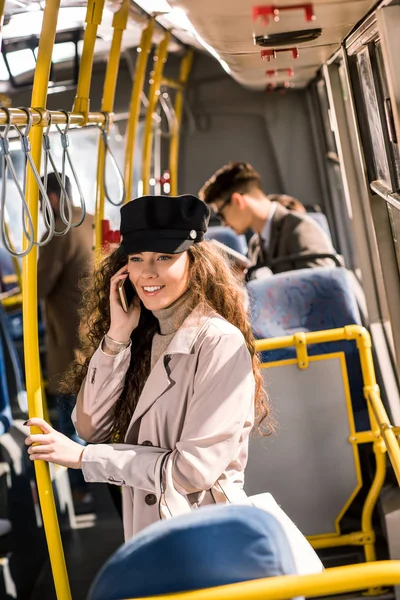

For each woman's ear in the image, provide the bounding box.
[231,192,246,210]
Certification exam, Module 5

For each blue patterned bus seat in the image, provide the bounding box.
[248,267,368,431]
[89,505,299,600]
[206,226,248,255]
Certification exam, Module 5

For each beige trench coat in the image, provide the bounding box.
[72,308,255,540]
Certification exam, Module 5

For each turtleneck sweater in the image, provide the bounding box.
[151,290,193,369]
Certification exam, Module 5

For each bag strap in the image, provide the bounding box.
[158,453,249,519]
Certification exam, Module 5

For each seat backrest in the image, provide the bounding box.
[249,267,361,339]
[307,212,332,242]
[89,505,299,600]
[206,226,248,255]
[245,353,362,536]
[248,267,367,429]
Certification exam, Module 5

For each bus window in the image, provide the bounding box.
[356,46,391,187]
[374,40,400,189]
[387,201,400,278]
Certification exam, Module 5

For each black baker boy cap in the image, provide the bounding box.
[120,195,210,255]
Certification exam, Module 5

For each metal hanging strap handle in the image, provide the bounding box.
[55,110,86,228]
[13,107,56,248]
[159,88,178,138]
[98,111,126,206]
[0,107,43,258]
[41,111,74,237]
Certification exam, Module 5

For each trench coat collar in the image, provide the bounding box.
[125,305,216,437]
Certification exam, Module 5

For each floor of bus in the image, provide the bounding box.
[29,482,124,600]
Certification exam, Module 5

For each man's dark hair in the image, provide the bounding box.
[199,162,262,205]
[41,172,72,200]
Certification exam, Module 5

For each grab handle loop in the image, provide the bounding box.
[42,112,74,236]
[0,107,35,258]
[55,111,86,227]
[159,89,178,138]
[98,111,126,206]
[14,107,56,248]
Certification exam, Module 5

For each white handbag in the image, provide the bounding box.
[156,453,324,576]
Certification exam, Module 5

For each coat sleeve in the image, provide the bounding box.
[287,217,335,269]
[72,341,132,443]
[80,330,255,493]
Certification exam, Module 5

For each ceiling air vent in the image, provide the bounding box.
[254,28,322,47]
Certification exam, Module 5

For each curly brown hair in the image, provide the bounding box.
[62,242,271,440]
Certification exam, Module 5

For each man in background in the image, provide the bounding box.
[199,162,335,275]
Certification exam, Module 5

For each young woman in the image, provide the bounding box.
[25,194,270,539]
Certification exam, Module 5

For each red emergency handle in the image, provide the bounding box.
[261,48,299,61]
[266,68,294,77]
[102,219,121,248]
[253,4,316,25]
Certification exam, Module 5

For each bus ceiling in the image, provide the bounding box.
[0,0,381,92]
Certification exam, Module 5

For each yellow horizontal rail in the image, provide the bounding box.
[127,561,400,600]
[0,108,109,127]
[1,292,22,307]
[255,324,400,486]
[162,77,184,90]
[255,324,367,352]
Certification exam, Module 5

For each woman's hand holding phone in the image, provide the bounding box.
[108,266,141,342]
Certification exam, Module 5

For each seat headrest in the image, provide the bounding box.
[248,267,361,339]
[206,226,248,255]
[89,505,299,600]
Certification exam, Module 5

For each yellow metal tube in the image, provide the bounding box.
[256,325,400,481]
[1,293,23,308]
[0,108,109,126]
[124,18,155,202]
[94,0,129,252]
[162,77,184,90]
[0,0,6,51]
[310,532,372,549]
[360,442,386,563]
[126,561,400,600]
[369,390,400,485]
[22,1,71,598]
[169,50,193,196]
[72,0,106,119]
[142,32,170,196]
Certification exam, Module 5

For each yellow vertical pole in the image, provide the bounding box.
[22,1,72,597]
[169,50,193,196]
[142,32,170,196]
[72,0,106,119]
[0,0,6,52]
[124,18,155,203]
[94,0,129,253]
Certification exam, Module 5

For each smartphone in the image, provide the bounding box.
[118,277,135,312]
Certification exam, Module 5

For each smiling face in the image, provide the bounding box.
[127,251,190,311]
